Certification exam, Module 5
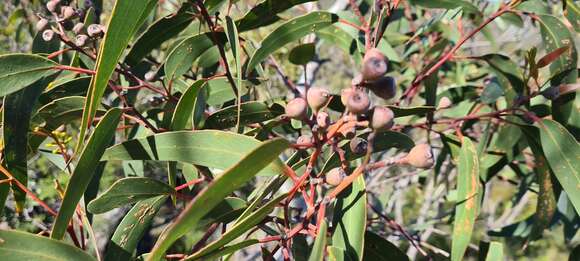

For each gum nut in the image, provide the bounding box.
[296,135,313,146]
[349,137,368,155]
[351,74,363,86]
[316,111,330,128]
[307,87,330,112]
[346,90,370,114]
[144,71,157,82]
[75,34,89,46]
[36,18,49,31]
[339,126,356,139]
[437,96,452,109]
[370,106,394,131]
[369,76,396,100]
[42,29,54,41]
[285,98,307,119]
[46,0,59,12]
[87,24,103,37]
[405,144,434,169]
[341,88,354,106]
[361,48,388,81]
[72,22,84,34]
[325,168,345,186]
[62,6,75,19]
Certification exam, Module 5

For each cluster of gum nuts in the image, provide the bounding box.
[284,48,435,187]
[37,0,105,47]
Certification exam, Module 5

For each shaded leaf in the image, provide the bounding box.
[236,0,316,32]
[289,43,316,65]
[170,80,205,130]
[205,101,284,129]
[485,242,503,261]
[363,231,409,261]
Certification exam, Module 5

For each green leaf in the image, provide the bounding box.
[205,102,284,129]
[451,138,480,261]
[36,96,105,129]
[102,130,286,176]
[331,175,366,261]
[245,11,338,75]
[565,0,580,32]
[289,43,316,65]
[478,53,524,103]
[236,0,316,32]
[187,240,260,261]
[536,14,578,124]
[410,0,480,14]
[51,108,122,240]
[363,231,409,261]
[78,0,156,151]
[225,15,243,129]
[0,229,96,261]
[0,54,57,98]
[147,138,289,261]
[87,177,174,214]
[125,3,195,65]
[536,119,580,214]
[2,74,55,213]
[39,76,91,104]
[188,193,287,259]
[484,242,503,261]
[317,26,363,65]
[164,32,225,83]
[387,105,435,118]
[104,196,167,261]
[308,221,328,261]
[322,131,414,173]
[480,78,504,104]
[205,77,253,106]
[170,80,205,130]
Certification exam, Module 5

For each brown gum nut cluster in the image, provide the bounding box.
[41,1,105,46]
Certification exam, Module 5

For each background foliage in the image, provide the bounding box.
[0,0,578,260]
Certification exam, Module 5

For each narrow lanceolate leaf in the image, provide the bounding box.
[205,102,284,129]
[0,54,56,97]
[308,221,328,261]
[224,16,242,129]
[236,0,316,32]
[104,196,167,261]
[537,119,580,214]
[170,80,206,130]
[536,14,578,124]
[363,231,409,261]
[565,0,580,32]
[0,230,96,261]
[147,138,289,261]
[125,2,195,65]
[102,130,286,176]
[87,177,175,214]
[164,33,226,83]
[2,75,55,214]
[451,138,480,261]
[331,175,367,261]
[78,0,157,150]
[188,193,287,259]
[485,242,503,261]
[245,11,338,75]
[51,108,122,240]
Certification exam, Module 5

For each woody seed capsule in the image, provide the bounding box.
[346,90,370,114]
[368,76,396,100]
[306,87,330,112]
[402,144,434,169]
[325,168,346,186]
[361,48,388,81]
[370,106,394,131]
[285,97,307,119]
